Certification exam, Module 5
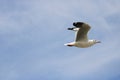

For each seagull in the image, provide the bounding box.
[64,22,101,48]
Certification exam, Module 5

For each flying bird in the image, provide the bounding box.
[64,22,101,48]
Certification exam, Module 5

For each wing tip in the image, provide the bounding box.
[73,22,84,27]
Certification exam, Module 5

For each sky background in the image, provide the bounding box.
[0,0,120,80]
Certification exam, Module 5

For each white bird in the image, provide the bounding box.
[64,22,101,48]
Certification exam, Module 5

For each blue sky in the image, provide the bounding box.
[0,0,120,80]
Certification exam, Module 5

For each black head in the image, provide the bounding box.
[73,22,84,27]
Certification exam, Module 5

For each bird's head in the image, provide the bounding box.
[89,40,101,44]
[95,40,101,43]
[92,40,101,44]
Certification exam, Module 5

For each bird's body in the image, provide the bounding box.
[65,22,101,48]
[65,40,97,48]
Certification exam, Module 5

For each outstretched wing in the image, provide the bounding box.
[74,22,91,42]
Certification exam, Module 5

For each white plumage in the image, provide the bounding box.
[64,22,101,48]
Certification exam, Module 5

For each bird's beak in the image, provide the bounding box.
[96,41,101,43]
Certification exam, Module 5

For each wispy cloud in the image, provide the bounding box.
[0,0,120,80]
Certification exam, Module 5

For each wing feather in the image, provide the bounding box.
[75,23,91,42]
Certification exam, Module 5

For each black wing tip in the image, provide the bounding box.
[68,28,74,30]
[73,22,84,27]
